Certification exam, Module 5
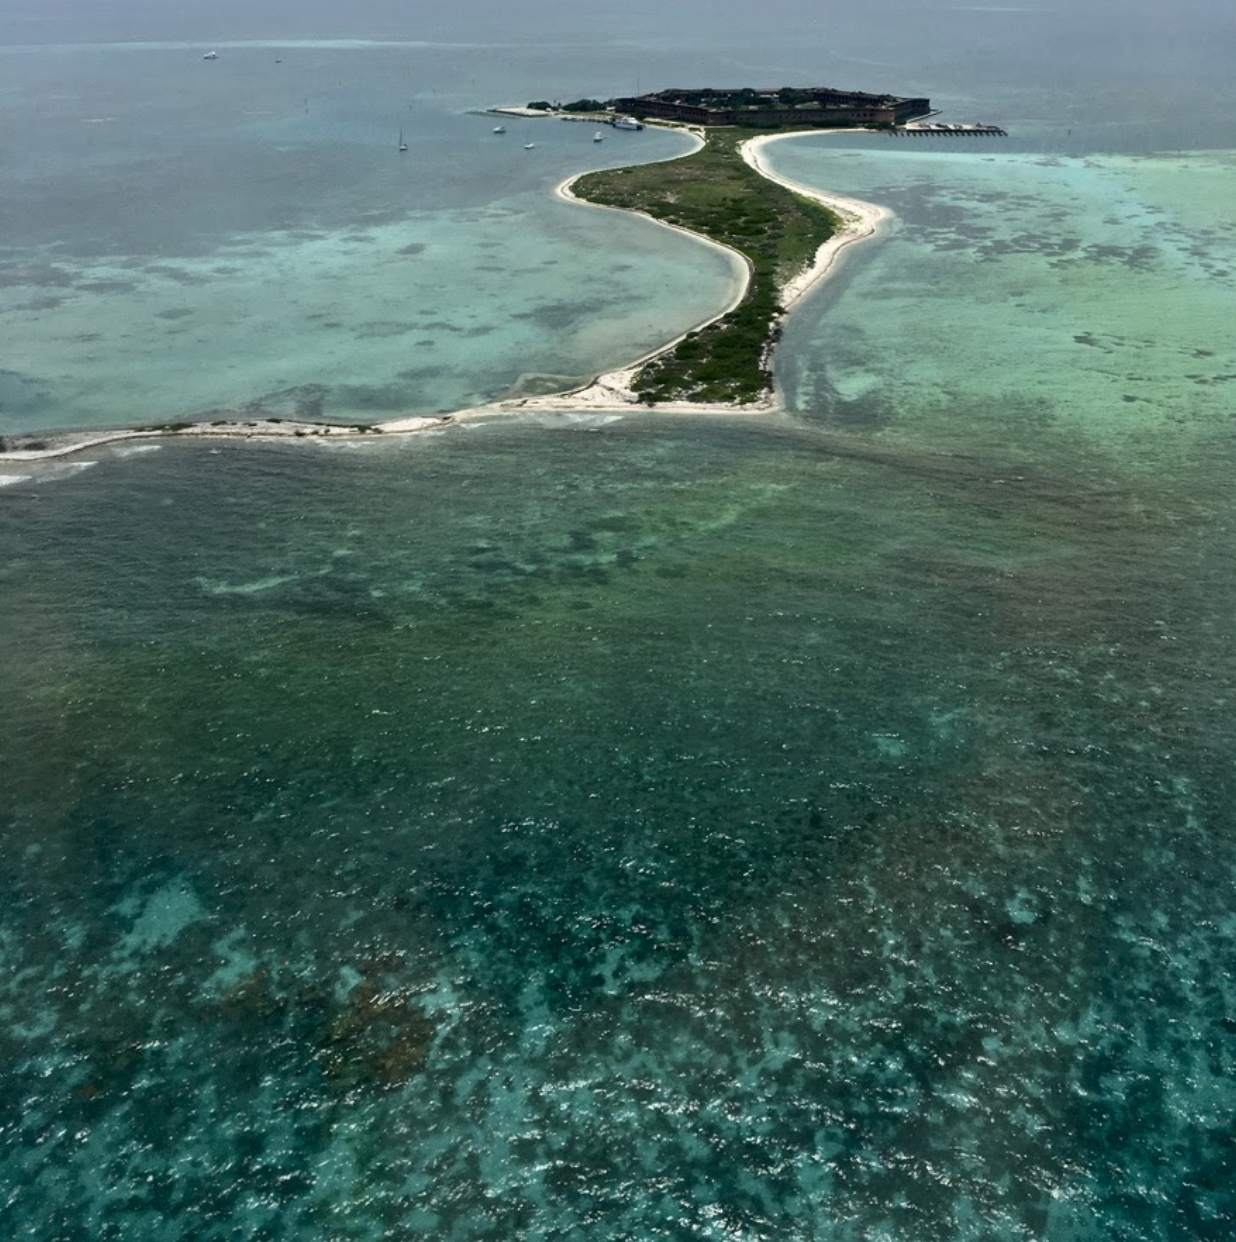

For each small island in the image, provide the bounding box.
[522,84,924,406]
[572,128,844,405]
[516,85,932,131]
[2,89,904,462]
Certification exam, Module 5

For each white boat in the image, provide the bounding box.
[524,142,536,149]
[613,115,643,131]
[593,131,604,142]
[493,125,506,134]
[202,51,219,60]
[398,127,408,152]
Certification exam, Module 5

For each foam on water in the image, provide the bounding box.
[197,573,304,595]
[0,459,100,485]
[109,443,162,457]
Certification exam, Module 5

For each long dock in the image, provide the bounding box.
[893,123,1007,137]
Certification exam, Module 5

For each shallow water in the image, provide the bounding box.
[774,141,1236,468]
[4,8,1236,1240]
[0,43,735,430]
[3,408,1236,1238]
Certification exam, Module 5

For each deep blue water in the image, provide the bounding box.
[3,4,1236,1238]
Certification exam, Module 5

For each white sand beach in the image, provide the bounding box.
[3,130,891,458]
[740,133,892,309]
[439,130,892,419]
[452,128,889,417]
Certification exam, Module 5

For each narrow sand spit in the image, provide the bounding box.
[438,129,892,419]
[740,133,892,309]
[3,131,891,459]
[0,418,450,463]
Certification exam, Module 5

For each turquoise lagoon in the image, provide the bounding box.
[774,142,1236,465]
[4,19,1236,1242]
[0,42,735,429]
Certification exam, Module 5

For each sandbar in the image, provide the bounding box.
[3,130,891,458]
[740,133,892,309]
[434,129,891,418]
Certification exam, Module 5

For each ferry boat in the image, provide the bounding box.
[612,115,643,131]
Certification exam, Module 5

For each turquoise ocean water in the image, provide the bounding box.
[3,4,1236,1238]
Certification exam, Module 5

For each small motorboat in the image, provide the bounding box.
[493,125,506,134]
[524,142,536,149]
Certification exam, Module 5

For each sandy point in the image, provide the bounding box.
[487,130,894,416]
[1,129,895,456]
[739,132,893,308]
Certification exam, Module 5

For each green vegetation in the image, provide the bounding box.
[572,129,839,404]
[526,98,607,113]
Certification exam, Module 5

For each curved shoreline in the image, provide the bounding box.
[741,133,892,310]
[389,130,891,423]
[2,130,891,461]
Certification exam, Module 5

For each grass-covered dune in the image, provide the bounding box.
[572,130,840,405]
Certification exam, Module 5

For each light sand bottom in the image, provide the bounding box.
[392,131,891,424]
[4,131,889,459]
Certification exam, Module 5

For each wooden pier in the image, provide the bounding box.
[893,123,1007,137]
